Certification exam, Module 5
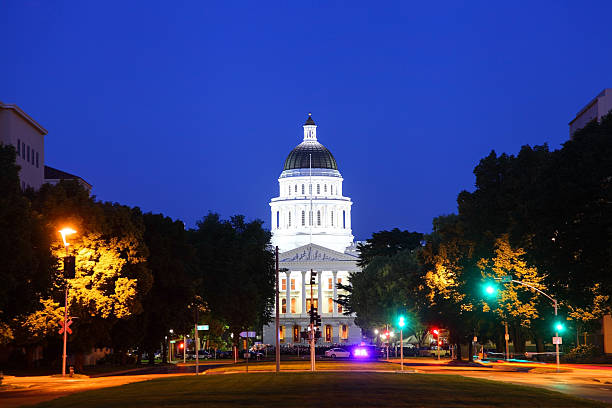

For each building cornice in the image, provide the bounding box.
[0,102,48,135]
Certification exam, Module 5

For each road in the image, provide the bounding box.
[2,358,612,407]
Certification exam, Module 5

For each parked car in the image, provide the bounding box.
[325,348,350,359]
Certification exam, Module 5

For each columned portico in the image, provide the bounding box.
[301,270,306,316]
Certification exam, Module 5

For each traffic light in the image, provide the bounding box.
[63,256,76,279]
[179,342,184,350]
[315,314,321,327]
[315,329,321,339]
[432,328,439,336]
[398,316,406,328]
[310,270,316,285]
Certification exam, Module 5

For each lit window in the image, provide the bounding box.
[288,212,292,227]
[293,325,300,342]
[317,184,320,194]
[276,211,280,229]
[338,303,343,314]
[328,277,332,290]
[291,298,296,313]
[281,279,286,291]
[325,325,333,342]
[301,211,305,226]
[338,277,342,286]
[280,326,286,342]
[281,299,287,314]
[317,211,321,226]
[291,278,295,290]
[328,298,333,313]
[340,325,348,340]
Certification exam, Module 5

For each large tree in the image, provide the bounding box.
[190,213,274,348]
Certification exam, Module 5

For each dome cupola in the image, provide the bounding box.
[283,113,338,171]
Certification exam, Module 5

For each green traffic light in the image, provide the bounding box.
[398,316,406,328]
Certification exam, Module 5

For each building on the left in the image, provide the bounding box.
[0,101,91,191]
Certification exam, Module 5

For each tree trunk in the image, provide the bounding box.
[455,343,462,360]
[148,349,155,365]
[468,341,474,362]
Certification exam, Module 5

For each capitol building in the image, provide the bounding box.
[262,114,363,346]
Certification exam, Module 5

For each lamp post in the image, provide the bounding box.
[275,247,289,373]
[59,227,76,377]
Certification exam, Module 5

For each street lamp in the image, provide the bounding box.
[275,246,289,374]
[486,276,563,372]
[58,227,76,377]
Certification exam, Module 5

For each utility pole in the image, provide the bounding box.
[308,269,320,372]
[504,322,510,361]
[554,299,560,373]
[275,247,280,373]
[195,308,199,375]
[59,228,76,377]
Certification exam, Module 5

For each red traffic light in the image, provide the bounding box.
[432,329,439,336]
[179,343,184,349]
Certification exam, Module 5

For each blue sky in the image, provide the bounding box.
[2,1,611,239]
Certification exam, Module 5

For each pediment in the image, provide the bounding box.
[279,243,358,263]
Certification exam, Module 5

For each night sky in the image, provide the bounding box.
[2,1,611,240]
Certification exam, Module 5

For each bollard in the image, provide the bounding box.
[69,366,74,377]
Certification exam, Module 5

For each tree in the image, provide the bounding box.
[190,213,274,349]
[0,144,54,345]
[357,228,423,268]
[24,181,152,370]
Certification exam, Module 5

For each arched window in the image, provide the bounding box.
[288,212,291,227]
[281,298,287,314]
[343,211,346,229]
[276,211,280,229]
[338,303,343,314]
[331,211,334,226]
[302,184,305,194]
[328,297,333,313]
[291,298,296,314]
[301,211,305,226]
[317,210,321,226]
[280,325,285,342]
[325,325,332,342]
[317,184,320,194]
[340,324,348,340]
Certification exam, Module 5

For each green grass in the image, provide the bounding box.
[205,359,399,373]
[30,372,609,408]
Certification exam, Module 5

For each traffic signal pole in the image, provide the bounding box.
[554,299,559,373]
[310,269,316,372]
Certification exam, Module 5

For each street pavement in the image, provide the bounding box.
[2,358,612,407]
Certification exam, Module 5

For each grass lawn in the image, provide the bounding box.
[30,372,609,408]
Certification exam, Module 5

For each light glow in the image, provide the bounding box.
[59,228,76,247]
[354,348,368,357]
[485,285,496,295]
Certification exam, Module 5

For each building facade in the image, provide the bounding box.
[569,88,612,138]
[263,114,363,346]
[0,102,47,190]
[0,101,91,191]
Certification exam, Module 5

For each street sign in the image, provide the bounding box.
[553,336,562,345]
[240,331,256,338]
[59,319,73,335]
[170,340,176,344]
[197,325,209,331]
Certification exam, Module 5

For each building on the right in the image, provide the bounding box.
[569,88,612,138]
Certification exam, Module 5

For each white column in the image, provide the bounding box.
[301,270,306,316]
[332,271,338,317]
[285,271,291,315]
[317,270,323,315]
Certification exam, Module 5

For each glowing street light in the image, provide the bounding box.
[397,316,406,371]
[58,227,76,378]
